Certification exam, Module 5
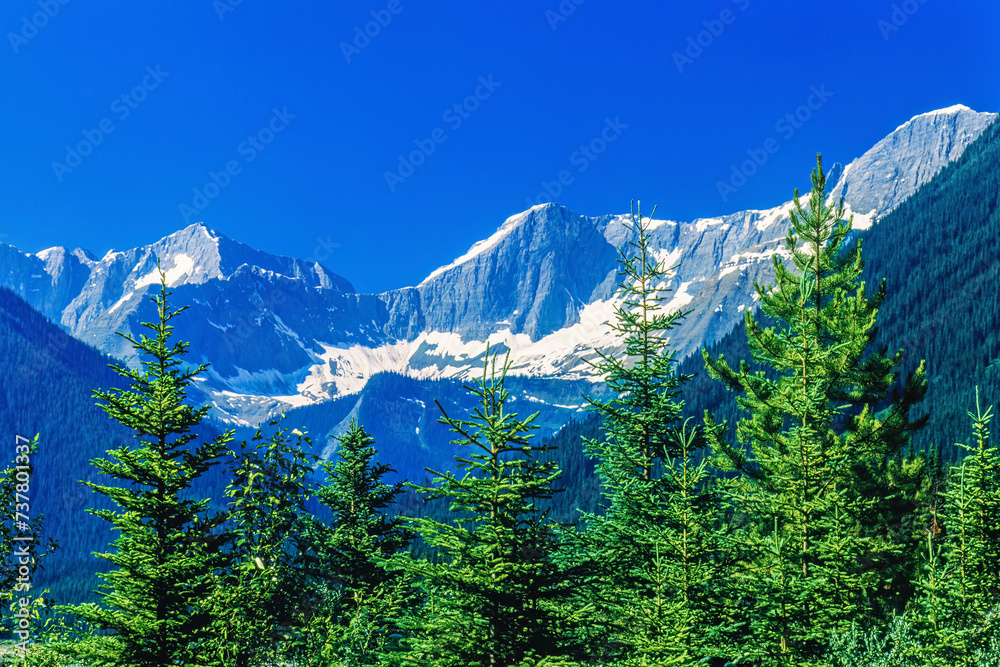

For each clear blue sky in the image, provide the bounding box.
[1,1,997,293]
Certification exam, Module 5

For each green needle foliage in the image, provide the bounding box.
[391,350,586,667]
[290,419,413,666]
[53,266,234,667]
[577,201,734,666]
[703,155,928,666]
[209,417,318,666]
[909,389,1000,662]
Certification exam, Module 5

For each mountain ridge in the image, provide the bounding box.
[2,104,995,429]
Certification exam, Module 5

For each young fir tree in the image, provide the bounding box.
[702,156,927,666]
[910,389,1000,662]
[288,419,413,666]
[208,417,318,667]
[54,267,234,667]
[390,350,585,667]
[575,202,734,665]
[878,443,949,617]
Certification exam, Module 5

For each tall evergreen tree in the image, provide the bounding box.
[575,202,735,665]
[703,155,928,665]
[878,443,949,617]
[54,267,234,666]
[208,417,318,667]
[391,350,585,667]
[288,419,413,666]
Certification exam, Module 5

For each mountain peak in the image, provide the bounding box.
[418,204,566,286]
[163,221,224,246]
[830,104,997,221]
[893,104,991,133]
[928,103,974,115]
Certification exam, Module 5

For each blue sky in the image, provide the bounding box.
[1,1,997,294]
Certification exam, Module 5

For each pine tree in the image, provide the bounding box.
[878,443,948,617]
[54,266,234,666]
[289,419,413,666]
[702,155,928,665]
[208,417,318,666]
[910,389,1000,663]
[575,201,734,665]
[391,350,585,667]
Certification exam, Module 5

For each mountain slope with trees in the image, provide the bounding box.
[682,115,1000,467]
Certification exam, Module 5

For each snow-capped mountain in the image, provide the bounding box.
[3,105,995,427]
[828,104,995,220]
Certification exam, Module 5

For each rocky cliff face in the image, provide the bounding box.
[36,224,359,367]
[829,105,996,222]
[3,105,995,426]
[407,205,621,342]
[379,105,997,375]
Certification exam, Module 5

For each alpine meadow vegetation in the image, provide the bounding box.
[10,156,1000,666]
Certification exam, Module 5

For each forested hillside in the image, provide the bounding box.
[13,151,1000,665]
[0,286,131,605]
[277,370,609,483]
[681,115,1000,466]
[0,287,236,606]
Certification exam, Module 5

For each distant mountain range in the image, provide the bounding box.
[1,104,995,445]
[3,104,999,608]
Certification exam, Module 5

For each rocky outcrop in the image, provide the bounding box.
[0,106,993,424]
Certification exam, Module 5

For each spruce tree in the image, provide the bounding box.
[391,350,585,667]
[878,443,949,617]
[208,417,317,666]
[910,389,1000,662]
[703,155,927,665]
[289,419,413,666]
[576,202,734,665]
[54,267,234,666]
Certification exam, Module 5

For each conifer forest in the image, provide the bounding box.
[4,133,1000,667]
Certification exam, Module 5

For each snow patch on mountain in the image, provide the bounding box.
[754,203,794,232]
[843,205,877,231]
[655,247,684,269]
[107,291,135,314]
[134,253,197,289]
[695,217,727,232]
[646,217,675,231]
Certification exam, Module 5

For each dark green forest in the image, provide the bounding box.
[0,119,998,665]
[681,115,1000,467]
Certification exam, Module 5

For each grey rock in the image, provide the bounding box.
[0,106,994,427]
